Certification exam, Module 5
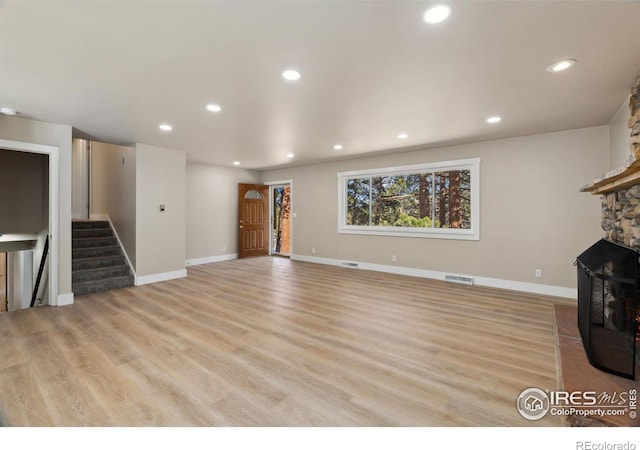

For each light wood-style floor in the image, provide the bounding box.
[0,257,574,426]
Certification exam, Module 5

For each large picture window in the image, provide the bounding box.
[338,158,480,240]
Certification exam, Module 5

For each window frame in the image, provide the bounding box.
[337,158,480,240]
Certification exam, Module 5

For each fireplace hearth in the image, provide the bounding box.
[576,238,639,379]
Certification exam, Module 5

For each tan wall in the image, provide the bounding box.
[0,115,72,298]
[262,126,608,290]
[609,96,632,170]
[186,162,261,260]
[0,150,48,233]
[91,141,137,268]
[135,143,186,277]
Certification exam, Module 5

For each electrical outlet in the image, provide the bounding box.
[535,269,542,278]
[312,248,316,254]
[392,255,397,262]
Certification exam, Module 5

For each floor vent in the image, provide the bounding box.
[341,262,359,269]
[444,274,474,286]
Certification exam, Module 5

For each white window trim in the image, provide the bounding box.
[337,158,480,240]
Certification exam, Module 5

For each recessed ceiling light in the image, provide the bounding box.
[333,144,343,150]
[486,116,502,124]
[159,124,173,131]
[233,161,240,166]
[206,104,222,112]
[397,133,409,139]
[546,59,576,73]
[0,107,18,116]
[286,153,295,158]
[282,69,301,81]
[423,4,451,24]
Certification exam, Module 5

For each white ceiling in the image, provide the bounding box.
[1,1,639,170]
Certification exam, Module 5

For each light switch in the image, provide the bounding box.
[160,204,166,212]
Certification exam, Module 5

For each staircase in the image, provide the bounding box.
[72,221,134,296]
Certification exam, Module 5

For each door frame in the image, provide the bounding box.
[265,179,293,257]
[0,138,59,307]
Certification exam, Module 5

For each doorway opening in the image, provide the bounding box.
[0,139,59,308]
[270,183,292,257]
[0,149,50,311]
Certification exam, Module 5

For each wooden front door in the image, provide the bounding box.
[238,183,269,258]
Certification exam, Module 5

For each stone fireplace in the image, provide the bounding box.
[579,74,640,379]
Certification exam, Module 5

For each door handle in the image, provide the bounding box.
[239,225,243,229]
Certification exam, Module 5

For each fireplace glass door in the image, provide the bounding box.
[576,239,639,380]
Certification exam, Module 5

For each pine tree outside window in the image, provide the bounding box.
[338,158,480,240]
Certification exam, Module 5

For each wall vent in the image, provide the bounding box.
[341,262,359,269]
[444,274,474,285]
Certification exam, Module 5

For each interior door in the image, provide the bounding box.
[238,183,269,258]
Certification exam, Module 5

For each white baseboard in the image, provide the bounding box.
[469,275,576,299]
[57,292,74,306]
[291,254,577,299]
[186,253,238,266]
[135,269,187,286]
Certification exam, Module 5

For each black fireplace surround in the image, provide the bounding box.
[576,239,639,380]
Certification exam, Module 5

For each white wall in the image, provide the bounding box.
[186,162,261,262]
[135,143,186,281]
[609,96,632,170]
[91,141,137,268]
[0,115,72,303]
[262,126,609,294]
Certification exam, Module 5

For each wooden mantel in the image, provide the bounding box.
[580,154,640,195]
